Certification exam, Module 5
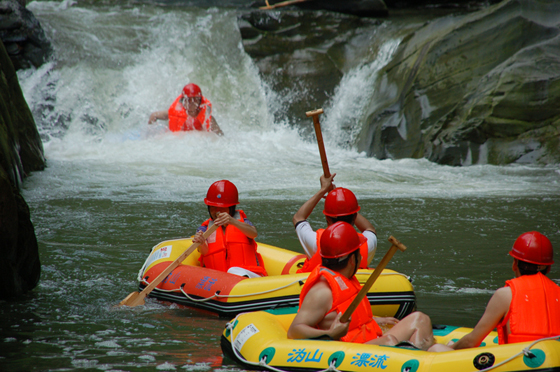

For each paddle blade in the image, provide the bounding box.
[118,291,145,307]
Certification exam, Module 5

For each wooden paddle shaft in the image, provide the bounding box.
[119,224,219,307]
[306,108,331,178]
[340,236,407,323]
[260,0,310,9]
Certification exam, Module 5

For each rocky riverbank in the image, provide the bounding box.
[0,0,48,298]
[239,0,560,165]
[0,38,44,298]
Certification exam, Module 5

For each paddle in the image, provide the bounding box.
[306,108,331,178]
[118,223,219,307]
[260,0,310,10]
[340,236,407,323]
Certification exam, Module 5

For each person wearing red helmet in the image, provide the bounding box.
[293,174,377,273]
[288,222,448,351]
[192,180,267,278]
[148,83,223,135]
[452,231,560,349]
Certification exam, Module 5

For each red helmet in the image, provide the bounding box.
[509,231,554,265]
[204,180,239,207]
[182,83,202,97]
[320,221,366,259]
[323,188,361,217]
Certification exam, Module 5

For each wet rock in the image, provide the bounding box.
[0,38,44,298]
[0,0,53,70]
[360,0,560,165]
[290,0,388,17]
[0,170,40,298]
[239,10,380,128]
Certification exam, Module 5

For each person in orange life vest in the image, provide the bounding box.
[192,180,267,278]
[148,83,223,136]
[293,173,377,273]
[452,231,560,350]
[287,222,449,351]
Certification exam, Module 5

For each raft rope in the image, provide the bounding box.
[474,335,560,372]
[136,245,410,287]
[137,272,407,302]
[225,314,343,372]
[178,278,305,302]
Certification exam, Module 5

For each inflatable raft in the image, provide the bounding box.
[137,238,416,318]
[221,309,560,372]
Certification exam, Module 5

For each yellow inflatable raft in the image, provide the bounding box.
[137,238,416,318]
[221,309,560,372]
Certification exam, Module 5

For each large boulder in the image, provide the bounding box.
[359,0,560,165]
[0,0,52,70]
[240,0,560,165]
[0,37,44,298]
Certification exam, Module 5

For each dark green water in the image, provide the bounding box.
[2,191,558,371]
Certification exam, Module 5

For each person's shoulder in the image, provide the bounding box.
[308,277,332,297]
[495,286,512,295]
[491,286,513,306]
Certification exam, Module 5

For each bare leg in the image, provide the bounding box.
[366,312,435,351]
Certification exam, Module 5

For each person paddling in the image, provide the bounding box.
[192,180,267,278]
[294,174,377,273]
[452,231,560,349]
[149,83,223,135]
[287,221,449,352]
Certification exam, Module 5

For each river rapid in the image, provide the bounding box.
[2,1,560,371]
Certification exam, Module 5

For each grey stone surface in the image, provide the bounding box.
[240,0,560,165]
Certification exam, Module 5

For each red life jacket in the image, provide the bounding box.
[296,228,370,273]
[167,95,212,132]
[300,266,382,343]
[497,272,560,344]
[198,210,267,276]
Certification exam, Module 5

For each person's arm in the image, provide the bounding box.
[356,213,377,265]
[213,212,257,239]
[149,110,168,124]
[292,174,336,226]
[355,213,376,234]
[287,281,349,340]
[452,287,511,350]
[210,116,224,136]
[295,221,318,258]
[361,230,377,265]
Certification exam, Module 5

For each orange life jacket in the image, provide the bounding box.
[167,95,212,132]
[198,210,267,276]
[296,228,370,273]
[497,272,560,344]
[300,266,382,343]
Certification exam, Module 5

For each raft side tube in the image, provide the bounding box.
[222,311,560,372]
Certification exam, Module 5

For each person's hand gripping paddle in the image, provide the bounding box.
[118,224,218,307]
[340,236,407,323]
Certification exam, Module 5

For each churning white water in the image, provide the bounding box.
[17,1,560,207]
